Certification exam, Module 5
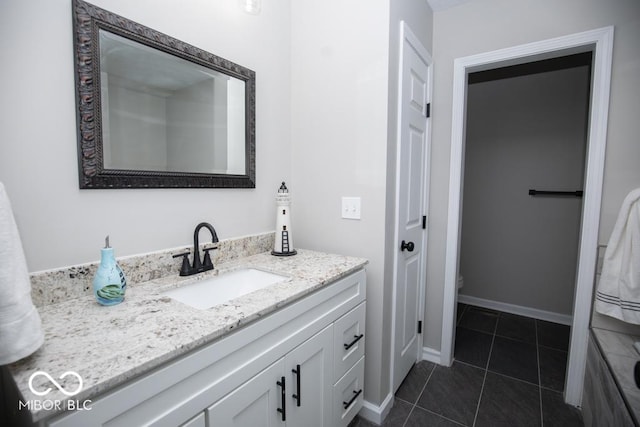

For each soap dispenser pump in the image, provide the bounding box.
[93,236,127,306]
[272,182,297,256]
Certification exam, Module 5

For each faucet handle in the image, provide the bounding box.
[172,251,192,276]
[202,246,217,271]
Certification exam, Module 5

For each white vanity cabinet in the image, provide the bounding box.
[45,269,366,427]
[206,357,286,426]
[208,325,333,426]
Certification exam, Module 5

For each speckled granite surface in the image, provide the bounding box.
[9,236,367,423]
[29,232,276,309]
[591,328,640,424]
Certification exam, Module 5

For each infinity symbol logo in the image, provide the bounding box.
[28,371,83,397]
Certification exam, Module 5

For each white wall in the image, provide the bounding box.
[291,0,433,410]
[460,66,590,316]
[0,0,292,272]
[103,75,169,171]
[227,78,246,175]
[290,0,391,407]
[166,78,221,173]
[426,0,640,351]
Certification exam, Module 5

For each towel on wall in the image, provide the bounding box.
[595,188,640,324]
[0,183,43,365]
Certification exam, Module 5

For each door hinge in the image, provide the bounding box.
[422,215,427,229]
[425,103,431,118]
[417,320,422,334]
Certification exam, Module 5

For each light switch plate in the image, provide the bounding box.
[342,197,361,220]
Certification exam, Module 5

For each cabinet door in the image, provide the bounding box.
[207,359,286,427]
[285,325,333,427]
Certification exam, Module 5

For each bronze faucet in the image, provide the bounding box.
[173,222,219,276]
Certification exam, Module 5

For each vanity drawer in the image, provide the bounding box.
[333,356,365,427]
[333,302,366,382]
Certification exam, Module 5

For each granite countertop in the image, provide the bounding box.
[592,327,640,424]
[9,249,367,422]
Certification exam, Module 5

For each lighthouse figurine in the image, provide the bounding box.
[272,182,297,256]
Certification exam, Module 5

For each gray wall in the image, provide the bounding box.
[459,66,590,316]
[426,0,640,351]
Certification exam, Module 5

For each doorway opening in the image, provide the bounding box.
[441,27,614,407]
[454,51,592,398]
[459,52,592,321]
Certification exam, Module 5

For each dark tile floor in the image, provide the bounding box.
[352,304,584,426]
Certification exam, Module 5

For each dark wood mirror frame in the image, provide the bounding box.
[73,0,256,189]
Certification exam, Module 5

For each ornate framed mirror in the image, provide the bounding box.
[73,0,256,189]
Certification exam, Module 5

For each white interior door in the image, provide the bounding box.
[392,22,431,392]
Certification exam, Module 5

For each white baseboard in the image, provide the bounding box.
[458,294,572,325]
[421,346,442,365]
[359,392,394,425]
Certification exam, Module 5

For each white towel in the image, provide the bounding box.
[595,188,640,324]
[0,183,43,364]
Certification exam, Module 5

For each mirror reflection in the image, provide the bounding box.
[99,30,246,175]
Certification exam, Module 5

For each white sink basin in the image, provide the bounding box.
[163,268,289,310]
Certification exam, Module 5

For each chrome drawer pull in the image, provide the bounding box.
[343,389,363,409]
[344,334,364,350]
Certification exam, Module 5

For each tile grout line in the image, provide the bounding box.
[456,303,467,327]
[470,314,499,427]
[401,364,437,427]
[536,320,544,427]
[419,407,469,426]
[411,360,477,427]
[454,307,574,427]
[401,405,415,427]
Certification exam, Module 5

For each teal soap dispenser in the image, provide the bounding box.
[93,236,127,306]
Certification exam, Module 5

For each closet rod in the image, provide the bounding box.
[528,189,583,197]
